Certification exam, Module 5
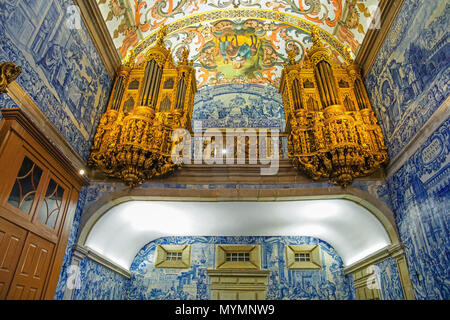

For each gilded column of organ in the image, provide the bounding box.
[280,26,389,187]
[89,26,197,187]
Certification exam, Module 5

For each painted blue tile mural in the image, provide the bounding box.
[365,0,449,160]
[192,84,285,130]
[128,236,354,300]
[375,258,405,300]
[387,118,450,300]
[72,257,128,300]
[0,0,112,160]
[68,236,411,300]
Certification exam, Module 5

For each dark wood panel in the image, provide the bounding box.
[0,217,27,299]
[7,232,54,300]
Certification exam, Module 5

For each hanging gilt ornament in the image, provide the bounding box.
[280,26,389,187]
[88,26,197,187]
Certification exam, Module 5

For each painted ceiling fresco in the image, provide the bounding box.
[97,0,380,87]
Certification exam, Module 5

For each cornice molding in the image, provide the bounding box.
[73,244,131,279]
[4,82,88,187]
[88,159,386,185]
[343,243,404,275]
[73,0,121,79]
[356,0,406,78]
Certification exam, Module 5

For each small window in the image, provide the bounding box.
[166,251,183,261]
[155,245,190,269]
[37,178,65,229]
[8,156,43,215]
[286,245,322,270]
[215,245,261,270]
[295,253,310,262]
[226,252,250,262]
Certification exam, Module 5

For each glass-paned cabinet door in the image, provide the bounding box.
[36,177,68,230]
[7,156,44,215]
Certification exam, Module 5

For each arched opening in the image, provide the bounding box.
[79,192,398,271]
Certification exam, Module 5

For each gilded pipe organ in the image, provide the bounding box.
[89,26,197,187]
[280,26,389,187]
[90,24,388,188]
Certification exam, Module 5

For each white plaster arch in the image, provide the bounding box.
[79,190,397,271]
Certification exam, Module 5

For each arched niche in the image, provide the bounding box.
[77,187,400,271]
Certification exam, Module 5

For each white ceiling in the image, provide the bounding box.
[85,199,391,270]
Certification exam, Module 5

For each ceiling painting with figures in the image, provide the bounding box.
[97,0,380,88]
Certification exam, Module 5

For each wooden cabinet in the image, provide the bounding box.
[0,109,88,300]
[0,217,27,299]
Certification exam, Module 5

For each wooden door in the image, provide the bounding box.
[0,217,27,299]
[0,109,88,299]
[6,233,54,300]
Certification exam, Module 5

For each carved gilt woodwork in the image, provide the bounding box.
[0,62,22,94]
[280,26,389,187]
[89,26,197,187]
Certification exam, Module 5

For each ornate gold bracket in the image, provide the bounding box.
[0,62,22,95]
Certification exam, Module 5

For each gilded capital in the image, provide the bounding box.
[0,62,22,94]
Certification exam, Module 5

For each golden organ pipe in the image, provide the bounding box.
[354,79,369,109]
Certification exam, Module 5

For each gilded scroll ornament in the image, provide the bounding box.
[0,62,22,94]
[89,26,197,187]
[280,28,389,187]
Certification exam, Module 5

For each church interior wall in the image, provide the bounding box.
[385,119,449,299]
[365,0,449,160]
[364,0,449,300]
[0,0,447,301]
[0,0,112,160]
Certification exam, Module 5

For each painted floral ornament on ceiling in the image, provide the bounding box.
[161,19,334,87]
[97,0,380,59]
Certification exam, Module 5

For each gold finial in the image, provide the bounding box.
[156,24,168,45]
[286,46,297,65]
[344,45,354,63]
[180,47,190,65]
[123,49,135,66]
[310,25,323,47]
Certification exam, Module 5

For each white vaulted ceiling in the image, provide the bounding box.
[85,199,391,270]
